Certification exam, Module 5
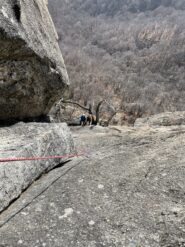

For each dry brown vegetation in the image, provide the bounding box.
[48,0,185,119]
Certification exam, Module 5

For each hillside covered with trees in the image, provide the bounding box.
[48,0,185,120]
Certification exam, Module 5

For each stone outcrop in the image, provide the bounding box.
[1,124,185,246]
[0,0,69,122]
[0,122,74,212]
[135,111,185,127]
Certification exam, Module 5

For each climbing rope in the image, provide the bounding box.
[0,153,83,163]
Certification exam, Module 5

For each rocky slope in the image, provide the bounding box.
[0,122,185,246]
[0,0,68,122]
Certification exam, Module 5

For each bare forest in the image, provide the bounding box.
[48,0,185,120]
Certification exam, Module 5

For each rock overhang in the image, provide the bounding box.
[0,0,69,121]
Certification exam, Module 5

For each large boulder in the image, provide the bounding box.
[135,111,185,127]
[0,122,75,212]
[0,0,69,122]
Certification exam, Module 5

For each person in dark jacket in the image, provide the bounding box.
[80,114,86,126]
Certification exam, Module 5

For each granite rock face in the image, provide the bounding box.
[135,111,185,127]
[0,0,69,122]
[0,122,74,212]
[0,124,185,246]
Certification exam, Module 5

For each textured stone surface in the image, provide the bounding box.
[0,122,74,212]
[135,111,185,127]
[0,0,69,121]
[0,124,185,246]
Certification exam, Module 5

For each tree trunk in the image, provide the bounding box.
[95,100,104,124]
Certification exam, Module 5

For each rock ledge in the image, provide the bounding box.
[0,122,74,212]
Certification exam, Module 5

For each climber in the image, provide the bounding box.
[87,113,97,125]
[86,114,91,125]
[80,114,86,126]
[91,114,97,125]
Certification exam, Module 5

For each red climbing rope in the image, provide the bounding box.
[0,152,84,163]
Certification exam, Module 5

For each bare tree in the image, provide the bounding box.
[49,0,185,119]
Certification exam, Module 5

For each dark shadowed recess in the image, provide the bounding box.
[0,115,51,127]
[13,3,21,22]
